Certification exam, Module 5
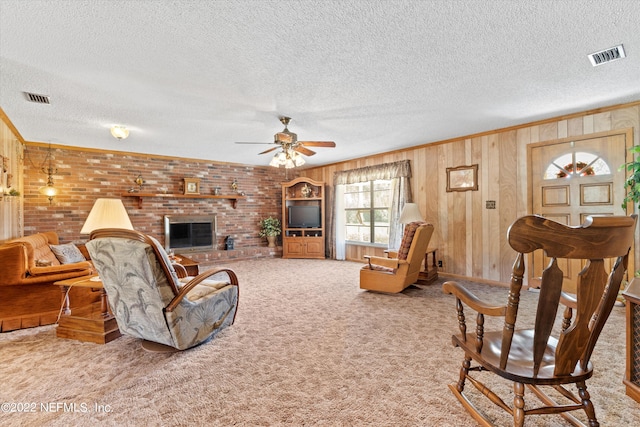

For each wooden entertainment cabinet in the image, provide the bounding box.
[282,177,325,259]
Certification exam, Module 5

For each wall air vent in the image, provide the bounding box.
[588,44,626,67]
[23,92,51,104]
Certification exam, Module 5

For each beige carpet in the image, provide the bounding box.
[0,258,638,426]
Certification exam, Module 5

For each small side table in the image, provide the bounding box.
[174,254,199,276]
[417,247,438,285]
[53,275,121,344]
[623,278,640,403]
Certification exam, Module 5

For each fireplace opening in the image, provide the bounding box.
[164,215,217,253]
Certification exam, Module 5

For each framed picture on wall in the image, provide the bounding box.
[446,164,478,192]
[183,178,201,195]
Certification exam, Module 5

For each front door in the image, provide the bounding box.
[529,130,630,292]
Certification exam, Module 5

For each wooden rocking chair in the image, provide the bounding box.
[442,215,637,426]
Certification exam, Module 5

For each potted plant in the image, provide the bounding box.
[621,145,640,211]
[259,216,281,247]
[618,145,640,303]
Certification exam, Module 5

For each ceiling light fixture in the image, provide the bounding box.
[110,125,129,140]
[38,143,59,204]
[269,148,305,169]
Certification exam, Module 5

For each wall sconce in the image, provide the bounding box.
[110,125,129,140]
[38,144,58,204]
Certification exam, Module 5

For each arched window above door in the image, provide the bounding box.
[543,151,611,180]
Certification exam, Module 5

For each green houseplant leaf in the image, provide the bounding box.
[259,216,281,237]
[621,145,640,210]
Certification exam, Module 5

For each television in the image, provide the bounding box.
[288,205,321,228]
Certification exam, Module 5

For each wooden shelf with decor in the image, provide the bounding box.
[121,193,245,209]
[282,177,325,259]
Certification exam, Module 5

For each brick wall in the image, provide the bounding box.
[23,144,297,267]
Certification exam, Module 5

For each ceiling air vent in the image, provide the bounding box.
[588,44,626,67]
[23,92,51,104]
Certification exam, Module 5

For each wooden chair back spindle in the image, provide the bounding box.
[443,214,637,426]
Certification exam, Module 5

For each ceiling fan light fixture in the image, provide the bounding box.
[237,117,335,168]
[110,125,129,140]
[276,131,295,144]
[269,153,281,167]
[284,157,296,169]
[269,149,305,168]
[280,151,304,168]
[293,153,305,167]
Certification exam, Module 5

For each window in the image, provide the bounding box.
[544,152,611,179]
[344,180,391,244]
[334,160,412,255]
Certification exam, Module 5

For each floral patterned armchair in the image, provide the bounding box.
[86,229,238,351]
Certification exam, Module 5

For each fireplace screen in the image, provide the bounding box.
[164,215,217,252]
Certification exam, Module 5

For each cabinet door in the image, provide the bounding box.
[305,239,324,257]
[284,239,304,257]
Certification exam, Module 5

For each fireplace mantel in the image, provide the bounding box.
[121,193,245,209]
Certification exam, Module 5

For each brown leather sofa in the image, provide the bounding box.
[0,231,99,332]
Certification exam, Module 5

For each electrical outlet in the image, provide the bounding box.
[486,200,496,209]
[438,260,443,268]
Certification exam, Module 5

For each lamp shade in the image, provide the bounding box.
[80,198,134,234]
[39,184,59,198]
[292,152,305,167]
[399,203,423,224]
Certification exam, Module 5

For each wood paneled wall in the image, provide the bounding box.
[0,110,23,242]
[302,102,640,284]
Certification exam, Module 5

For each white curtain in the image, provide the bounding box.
[331,160,412,258]
[334,185,346,260]
[388,176,412,249]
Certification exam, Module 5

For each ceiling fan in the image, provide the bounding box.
[236,117,335,167]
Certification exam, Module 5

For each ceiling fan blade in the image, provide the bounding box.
[259,147,279,155]
[294,146,316,156]
[235,141,274,145]
[299,141,336,147]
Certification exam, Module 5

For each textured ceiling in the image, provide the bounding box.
[1,0,639,168]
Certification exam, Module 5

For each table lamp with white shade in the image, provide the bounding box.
[80,198,134,234]
[399,202,424,225]
[397,202,435,284]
